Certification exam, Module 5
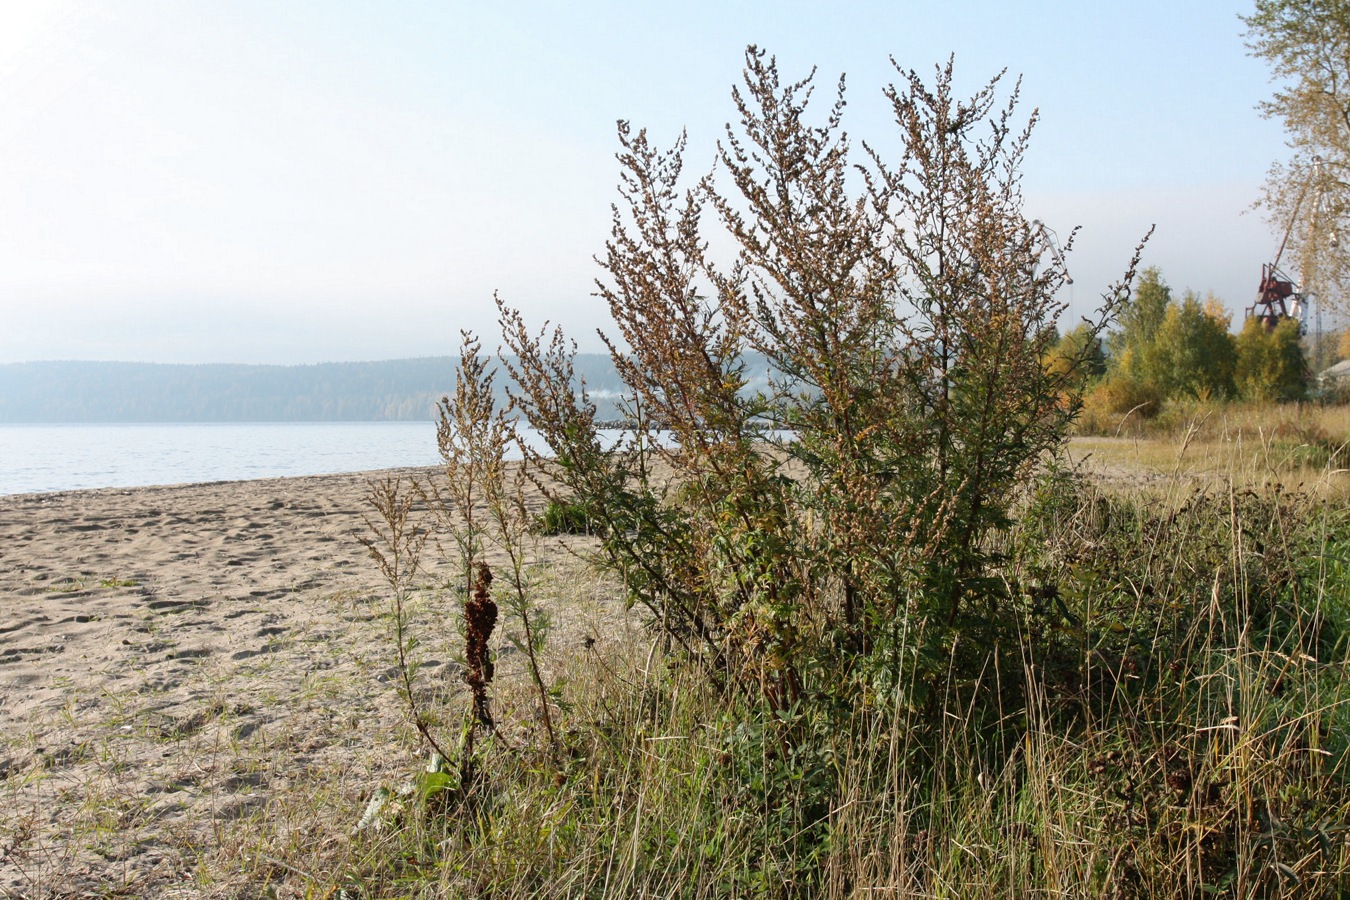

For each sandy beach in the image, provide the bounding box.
[0,467,620,897]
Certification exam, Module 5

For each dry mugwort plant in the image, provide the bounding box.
[503,48,1147,725]
[364,330,566,810]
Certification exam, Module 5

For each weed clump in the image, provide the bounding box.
[533,498,594,536]
[502,46,1140,767]
[352,48,1350,898]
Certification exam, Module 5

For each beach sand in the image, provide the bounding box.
[0,467,621,897]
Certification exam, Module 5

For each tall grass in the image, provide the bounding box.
[1070,400,1350,497]
[343,459,1350,898]
[1078,395,1350,454]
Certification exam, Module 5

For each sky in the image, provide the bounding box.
[0,0,1306,364]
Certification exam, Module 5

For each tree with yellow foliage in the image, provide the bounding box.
[1235,315,1308,401]
[1105,269,1236,400]
[1150,291,1238,399]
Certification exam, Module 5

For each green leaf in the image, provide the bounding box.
[417,769,456,801]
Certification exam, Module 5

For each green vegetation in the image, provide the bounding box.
[1077,268,1321,434]
[349,48,1350,897]
[1236,315,1310,402]
[533,498,595,536]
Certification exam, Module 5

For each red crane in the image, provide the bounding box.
[1247,157,1330,331]
[1250,262,1303,330]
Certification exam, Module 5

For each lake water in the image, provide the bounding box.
[0,422,447,495]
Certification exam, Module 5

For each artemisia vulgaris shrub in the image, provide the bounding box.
[505,48,1141,732]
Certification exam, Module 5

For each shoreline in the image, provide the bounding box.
[0,463,622,895]
[0,464,446,501]
[0,433,1207,503]
[0,420,444,498]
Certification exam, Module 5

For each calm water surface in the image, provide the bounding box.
[0,422,445,495]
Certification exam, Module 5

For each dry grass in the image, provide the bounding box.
[1070,400,1350,499]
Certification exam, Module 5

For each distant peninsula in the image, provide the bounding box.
[0,357,627,423]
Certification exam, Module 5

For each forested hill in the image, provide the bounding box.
[0,356,630,423]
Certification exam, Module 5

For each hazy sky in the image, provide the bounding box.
[0,1,1300,364]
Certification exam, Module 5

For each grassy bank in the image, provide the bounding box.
[1076,401,1350,469]
[317,459,1350,897]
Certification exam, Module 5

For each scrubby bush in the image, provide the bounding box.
[486,48,1146,890]
[1077,374,1164,434]
[505,49,1140,724]
[357,47,1350,898]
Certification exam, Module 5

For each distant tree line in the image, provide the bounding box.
[0,355,778,424]
[17,297,1318,430]
[0,357,627,423]
[1050,267,1332,432]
